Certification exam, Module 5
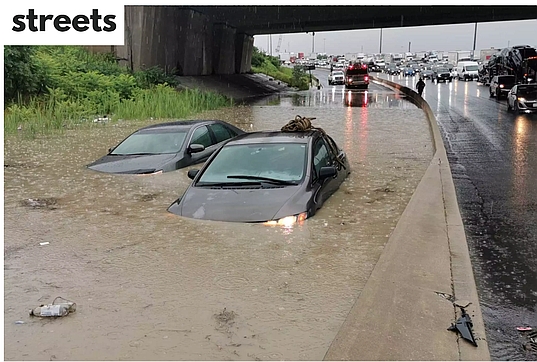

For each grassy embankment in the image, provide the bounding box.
[4,46,232,136]
[250,47,314,90]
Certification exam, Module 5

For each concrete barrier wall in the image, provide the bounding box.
[324,77,490,361]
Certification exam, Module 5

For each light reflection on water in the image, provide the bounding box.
[4,98,432,360]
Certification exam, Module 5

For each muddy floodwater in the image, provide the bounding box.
[4,90,433,360]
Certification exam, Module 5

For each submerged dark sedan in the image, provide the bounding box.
[87,120,244,174]
[168,130,351,224]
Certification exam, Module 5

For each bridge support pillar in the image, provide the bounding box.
[235,33,254,74]
[212,24,236,75]
[118,6,214,76]
[108,6,253,75]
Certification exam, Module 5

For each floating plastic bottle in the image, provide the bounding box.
[29,297,76,317]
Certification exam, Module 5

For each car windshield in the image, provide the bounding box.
[518,87,537,97]
[197,143,307,184]
[499,77,515,85]
[332,71,343,76]
[111,130,187,155]
[437,68,449,72]
[464,65,478,71]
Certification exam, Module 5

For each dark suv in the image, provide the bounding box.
[432,67,452,83]
[489,75,516,99]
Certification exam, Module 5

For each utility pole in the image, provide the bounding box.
[408,41,411,52]
[312,32,315,54]
[324,38,326,53]
[269,34,272,56]
[379,28,383,53]
[472,22,478,60]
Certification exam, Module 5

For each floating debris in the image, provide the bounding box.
[448,306,478,347]
[21,198,58,210]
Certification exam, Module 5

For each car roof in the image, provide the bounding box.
[224,130,318,145]
[136,120,225,132]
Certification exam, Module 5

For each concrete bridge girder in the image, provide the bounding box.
[96,5,537,76]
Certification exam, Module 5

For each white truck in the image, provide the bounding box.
[448,50,473,65]
[479,48,500,62]
[454,61,480,81]
[391,53,403,64]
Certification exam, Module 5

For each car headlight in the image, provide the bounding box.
[499,84,504,88]
[263,212,307,226]
[518,97,526,102]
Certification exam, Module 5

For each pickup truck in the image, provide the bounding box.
[328,70,345,85]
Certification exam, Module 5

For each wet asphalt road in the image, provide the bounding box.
[381,72,537,360]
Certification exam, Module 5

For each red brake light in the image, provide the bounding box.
[362,64,367,69]
[364,75,369,81]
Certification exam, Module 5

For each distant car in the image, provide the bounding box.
[403,67,415,77]
[432,67,453,83]
[489,75,516,99]
[385,64,400,75]
[328,70,345,85]
[167,130,351,223]
[87,120,244,175]
[421,69,434,79]
[507,83,537,113]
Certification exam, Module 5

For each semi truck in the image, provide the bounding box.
[478,45,537,85]
[448,50,473,65]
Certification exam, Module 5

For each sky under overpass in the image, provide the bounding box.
[186,5,537,35]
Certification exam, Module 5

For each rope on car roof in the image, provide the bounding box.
[281,115,346,169]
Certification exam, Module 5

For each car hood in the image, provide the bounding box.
[87,153,177,174]
[169,185,304,222]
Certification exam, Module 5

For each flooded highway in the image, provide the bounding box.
[4,83,433,360]
[383,72,537,360]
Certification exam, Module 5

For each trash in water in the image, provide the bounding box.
[517,326,533,331]
[523,330,537,352]
[448,306,478,347]
[39,242,50,246]
[29,296,77,317]
[15,320,25,324]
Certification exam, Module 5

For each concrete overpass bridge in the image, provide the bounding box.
[93,5,537,76]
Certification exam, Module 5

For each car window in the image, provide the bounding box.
[312,138,332,178]
[518,86,537,97]
[110,130,187,155]
[190,126,213,148]
[209,123,235,143]
[499,77,515,85]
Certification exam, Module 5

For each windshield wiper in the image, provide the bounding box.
[196,181,262,187]
[227,175,297,185]
[111,152,157,156]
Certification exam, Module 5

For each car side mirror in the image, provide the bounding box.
[187,169,199,180]
[188,144,205,154]
[319,166,337,180]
